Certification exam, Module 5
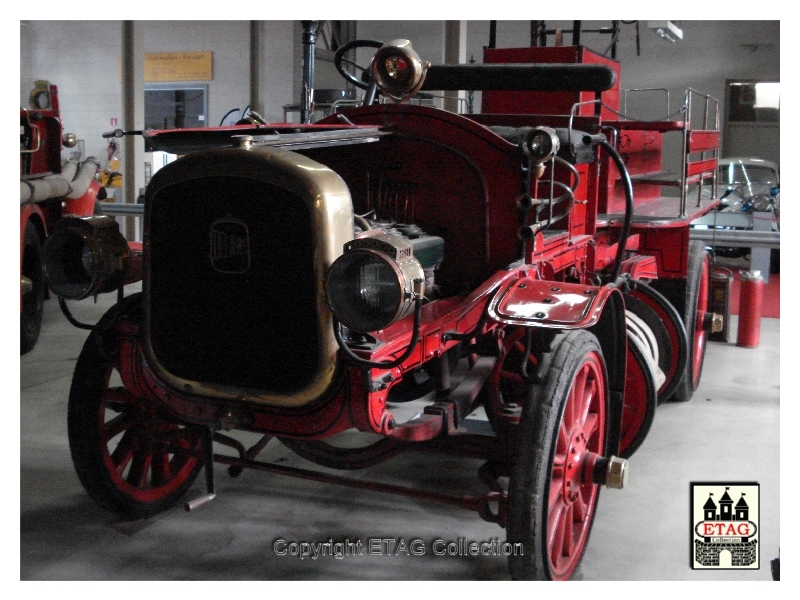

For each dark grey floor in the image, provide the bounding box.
[20,283,780,581]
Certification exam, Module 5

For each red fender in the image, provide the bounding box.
[487,277,615,329]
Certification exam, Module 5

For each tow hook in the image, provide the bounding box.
[591,456,629,489]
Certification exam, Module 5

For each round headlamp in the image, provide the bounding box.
[43,216,130,299]
[525,126,560,165]
[369,39,429,102]
[326,234,424,333]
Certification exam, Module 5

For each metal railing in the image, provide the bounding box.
[96,201,144,242]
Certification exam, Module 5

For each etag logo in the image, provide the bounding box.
[691,482,759,570]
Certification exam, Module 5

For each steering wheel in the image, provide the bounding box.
[334,39,385,90]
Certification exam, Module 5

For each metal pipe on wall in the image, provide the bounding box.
[122,21,144,241]
[300,21,318,124]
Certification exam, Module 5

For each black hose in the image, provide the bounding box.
[57,297,95,330]
[599,139,634,282]
[332,298,423,370]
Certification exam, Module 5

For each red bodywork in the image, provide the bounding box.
[127,43,718,451]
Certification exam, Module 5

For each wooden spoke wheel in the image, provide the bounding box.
[508,330,607,580]
[68,295,203,519]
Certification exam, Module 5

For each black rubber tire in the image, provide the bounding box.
[68,293,204,519]
[672,241,710,402]
[21,222,44,355]
[507,330,607,580]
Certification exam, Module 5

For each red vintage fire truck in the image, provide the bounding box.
[42,30,721,580]
[20,81,103,353]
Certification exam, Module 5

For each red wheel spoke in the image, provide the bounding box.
[102,413,135,443]
[573,491,587,522]
[578,367,597,427]
[110,430,135,474]
[582,413,598,440]
[557,422,569,454]
[548,499,567,561]
[574,367,590,419]
[151,452,172,485]
[126,451,152,488]
[549,471,564,507]
[562,503,575,557]
[103,386,135,409]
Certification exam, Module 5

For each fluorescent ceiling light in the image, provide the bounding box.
[647,21,683,43]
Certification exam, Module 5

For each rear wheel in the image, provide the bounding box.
[650,241,710,402]
[68,295,203,519]
[674,241,710,401]
[507,330,607,580]
[21,222,44,354]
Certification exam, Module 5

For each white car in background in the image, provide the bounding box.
[692,157,780,270]
[717,157,779,220]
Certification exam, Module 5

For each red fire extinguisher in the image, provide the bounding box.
[737,270,764,348]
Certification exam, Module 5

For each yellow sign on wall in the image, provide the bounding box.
[145,52,212,82]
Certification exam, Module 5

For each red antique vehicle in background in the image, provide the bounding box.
[42,27,721,580]
[20,81,103,353]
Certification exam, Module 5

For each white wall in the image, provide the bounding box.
[258,21,296,122]
[144,21,251,129]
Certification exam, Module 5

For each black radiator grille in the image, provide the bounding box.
[148,176,319,394]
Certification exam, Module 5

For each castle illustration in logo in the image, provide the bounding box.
[694,487,758,567]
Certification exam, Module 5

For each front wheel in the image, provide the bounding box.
[507,330,607,580]
[68,294,203,519]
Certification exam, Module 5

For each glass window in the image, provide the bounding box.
[145,85,208,130]
[727,80,779,123]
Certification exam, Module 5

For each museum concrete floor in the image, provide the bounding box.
[20,282,780,581]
